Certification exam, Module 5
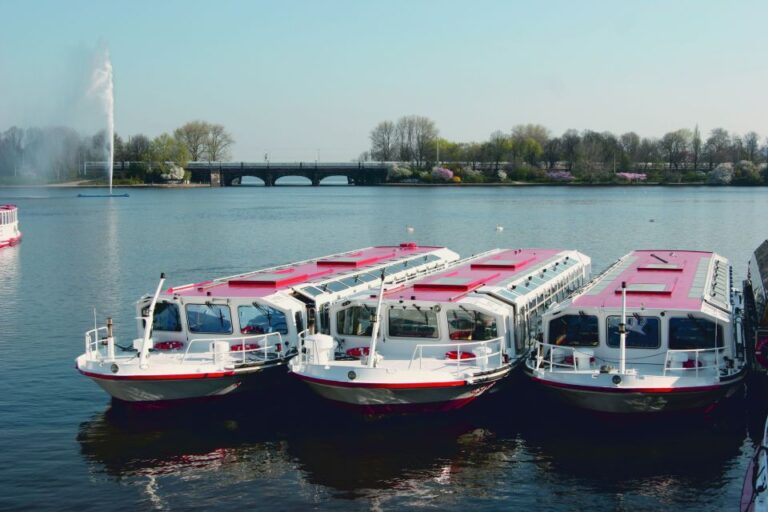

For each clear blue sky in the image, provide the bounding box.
[1,0,766,161]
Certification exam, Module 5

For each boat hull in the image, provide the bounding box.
[529,371,745,414]
[294,374,498,414]
[77,356,291,403]
[0,233,22,249]
[79,368,242,402]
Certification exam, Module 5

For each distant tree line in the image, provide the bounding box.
[0,120,234,184]
[364,117,768,185]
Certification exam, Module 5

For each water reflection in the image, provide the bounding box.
[76,380,758,510]
[0,244,21,341]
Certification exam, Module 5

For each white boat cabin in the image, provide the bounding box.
[331,248,591,367]
[135,244,459,359]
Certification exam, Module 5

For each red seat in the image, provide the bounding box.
[346,347,370,358]
[231,343,261,352]
[445,350,475,360]
[154,340,184,351]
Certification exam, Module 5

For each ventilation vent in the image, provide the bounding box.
[471,257,534,270]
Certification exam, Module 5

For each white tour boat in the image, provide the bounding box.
[527,249,747,414]
[76,244,459,403]
[290,248,591,414]
[0,204,22,249]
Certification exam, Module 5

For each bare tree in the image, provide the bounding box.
[412,116,438,167]
[205,124,234,161]
[744,131,760,162]
[369,121,396,161]
[691,125,701,171]
[174,121,211,161]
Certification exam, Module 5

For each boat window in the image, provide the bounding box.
[238,304,288,335]
[389,308,439,338]
[145,302,181,332]
[319,303,331,334]
[548,314,598,346]
[336,306,374,336]
[340,276,361,288]
[325,281,347,293]
[295,311,304,334]
[447,308,497,341]
[669,317,724,349]
[186,303,233,334]
[606,315,660,349]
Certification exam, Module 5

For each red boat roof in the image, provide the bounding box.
[385,248,563,303]
[572,249,729,311]
[0,204,17,211]
[165,244,447,299]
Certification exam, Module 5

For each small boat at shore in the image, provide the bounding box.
[526,249,747,414]
[746,240,768,372]
[742,415,768,511]
[76,244,459,403]
[0,204,22,249]
[290,248,591,414]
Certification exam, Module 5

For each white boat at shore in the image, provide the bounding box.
[290,248,591,414]
[0,204,22,249]
[76,244,459,403]
[526,249,747,414]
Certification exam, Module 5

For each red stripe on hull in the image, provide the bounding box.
[293,373,467,389]
[530,377,722,394]
[78,368,235,381]
[0,233,22,249]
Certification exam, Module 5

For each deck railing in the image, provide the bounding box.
[183,332,286,365]
[84,326,111,359]
[662,347,724,377]
[532,341,728,377]
[532,341,598,372]
[408,336,505,371]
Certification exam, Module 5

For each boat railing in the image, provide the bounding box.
[408,336,505,371]
[532,341,598,373]
[662,347,725,377]
[84,326,111,360]
[183,332,285,365]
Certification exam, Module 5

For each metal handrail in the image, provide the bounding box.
[408,336,504,371]
[662,347,725,377]
[532,341,598,372]
[182,332,285,364]
[84,326,110,359]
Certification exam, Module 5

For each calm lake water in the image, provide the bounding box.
[1,184,768,511]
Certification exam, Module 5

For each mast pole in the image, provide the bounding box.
[139,273,166,369]
[620,281,627,374]
[367,269,386,368]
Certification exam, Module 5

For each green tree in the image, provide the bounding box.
[174,121,211,161]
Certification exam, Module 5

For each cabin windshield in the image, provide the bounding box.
[669,317,724,349]
[186,304,232,334]
[336,306,374,336]
[148,302,181,332]
[238,304,288,335]
[548,314,599,346]
[447,308,498,341]
[606,315,660,349]
[389,308,439,338]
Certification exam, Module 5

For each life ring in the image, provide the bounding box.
[445,351,475,360]
[755,336,768,369]
[241,325,265,334]
[346,347,370,358]
[231,343,260,352]
[154,340,184,351]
